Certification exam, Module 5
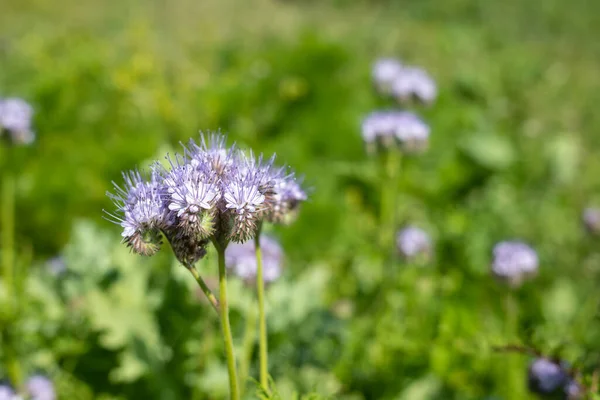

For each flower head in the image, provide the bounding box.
[527,358,569,396]
[26,375,56,400]
[391,66,437,105]
[106,170,167,256]
[106,131,307,262]
[372,58,403,95]
[396,226,432,260]
[0,385,16,400]
[361,111,430,154]
[491,241,538,287]
[582,207,600,235]
[225,235,283,284]
[0,97,35,145]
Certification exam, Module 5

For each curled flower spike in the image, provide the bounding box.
[163,159,219,238]
[362,110,430,154]
[225,235,283,285]
[259,164,307,225]
[106,170,167,256]
[491,241,539,287]
[391,66,437,105]
[0,97,35,145]
[372,58,403,95]
[223,156,269,242]
[26,375,56,400]
[396,226,432,261]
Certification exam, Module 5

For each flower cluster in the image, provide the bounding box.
[491,241,539,287]
[0,98,35,146]
[0,375,55,400]
[225,235,283,284]
[107,133,306,265]
[372,58,437,105]
[361,110,429,153]
[527,358,582,399]
[396,226,432,261]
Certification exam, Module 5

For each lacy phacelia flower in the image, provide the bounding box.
[582,207,600,235]
[491,241,538,287]
[26,375,56,400]
[0,97,35,145]
[396,226,432,260]
[527,358,569,396]
[260,165,307,225]
[107,170,167,256]
[107,132,306,262]
[372,58,403,95]
[362,111,430,153]
[391,66,437,105]
[225,235,283,284]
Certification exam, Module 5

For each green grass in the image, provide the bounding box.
[2,0,600,399]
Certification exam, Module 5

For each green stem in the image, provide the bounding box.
[254,233,270,393]
[2,173,14,312]
[216,244,240,400]
[2,173,21,388]
[379,150,401,254]
[185,263,219,312]
[239,301,257,397]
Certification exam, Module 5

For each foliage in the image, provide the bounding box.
[2,0,600,398]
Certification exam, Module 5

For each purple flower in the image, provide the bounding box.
[106,131,307,262]
[582,207,600,234]
[361,111,430,153]
[106,170,167,256]
[225,235,283,284]
[396,226,432,260]
[0,385,16,400]
[0,97,35,145]
[26,375,56,400]
[391,66,437,105]
[372,58,403,95]
[491,241,538,287]
[527,358,569,395]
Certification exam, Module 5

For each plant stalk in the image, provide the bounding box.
[379,150,401,255]
[254,233,270,393]
[186,263,219,312]
[216,244,240,400]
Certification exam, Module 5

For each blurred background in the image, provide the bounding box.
[2,0,600,398]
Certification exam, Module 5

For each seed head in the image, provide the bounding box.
[0,97,35,145]
[491,241,538,287]
[26,375,56,400]
[396,226,432,260]
[225,235,283,284]
[372,58,403,95]
[527,358,569,396]
[391,66,437,105]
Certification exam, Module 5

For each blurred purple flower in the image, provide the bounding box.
[396,226,432,260]
[391,66,437,105]
[491,241,538,287]
[0,97,35,145]
[26,375,55,400]
[225,235,283,284]
[527,358,569,396]
[372,58,403,95]
[361,111,429,153]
